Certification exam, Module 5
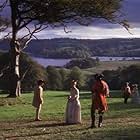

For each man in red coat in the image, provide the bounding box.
[91,74,110,128]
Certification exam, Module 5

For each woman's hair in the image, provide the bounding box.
[132,84,138,88]
[71,80,78,85]
[37,80,45,85]
[125,82,129,86]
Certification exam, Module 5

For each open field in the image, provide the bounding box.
[83,60,140,75]
[0,91,140,140]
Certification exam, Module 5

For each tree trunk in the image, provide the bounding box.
[8,0,21,97]
[8,40,21,97]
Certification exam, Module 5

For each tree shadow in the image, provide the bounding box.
[52,94,68,98]
[80,91,124,99]
[107,101,140,119]
[80,92,91,99]
[109,101,140,111]
[101,127,140,140]
[31,122,67,128]
[4,124,87,139]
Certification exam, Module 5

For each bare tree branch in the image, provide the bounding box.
[119,20,132,35]
[18,19,32,30]
[3,31,12,39]
[20,24,48,50]
[0,0,8,12]
[20,66,31,81]
[0,65,10,78]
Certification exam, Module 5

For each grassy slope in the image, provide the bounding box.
[0,91,140,140]
[83,60,140,75]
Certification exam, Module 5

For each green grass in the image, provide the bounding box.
[0,90,140,140]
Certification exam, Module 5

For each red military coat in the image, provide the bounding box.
[92,80,109,112]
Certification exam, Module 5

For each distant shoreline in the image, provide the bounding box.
[32,56,140,67]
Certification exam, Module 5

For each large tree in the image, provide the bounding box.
[0,0,129,97]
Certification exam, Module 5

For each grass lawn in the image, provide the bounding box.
[0,90,140,140]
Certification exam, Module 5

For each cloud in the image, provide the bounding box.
[33,25,140,39]
[1,0,140,39]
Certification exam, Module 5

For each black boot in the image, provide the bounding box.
[91,108,96,128]
[98,115,103,128]
[90,114,96,128]
[124,98,128,104]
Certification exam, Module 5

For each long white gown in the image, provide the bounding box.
[65,87,81,124]
[131,86,140,104]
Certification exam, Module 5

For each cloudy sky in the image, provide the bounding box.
[1,0,140,39]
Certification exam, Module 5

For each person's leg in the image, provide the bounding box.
[35,104,42,120]
[91,107,96,128]
[98,111,104,127]
[124,97,128,104]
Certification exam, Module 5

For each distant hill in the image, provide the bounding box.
[0,38,140,58]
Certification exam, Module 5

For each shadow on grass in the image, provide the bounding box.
[80,92,92,99]
[109,101,140,111]
[53,91,124,99]
[80,127,140,140]
[4,124,86,139]
[0,96,25,106]
[101,127,140,140]
[52,94,68,98]
[107,101,140,119]
[80,91,123,99]
[31,122,67,128]
[4,125,140,140]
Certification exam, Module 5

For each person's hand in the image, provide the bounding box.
[68,95,71,100]
[106,94,110,97]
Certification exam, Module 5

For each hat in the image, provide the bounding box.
[94,73,104,80]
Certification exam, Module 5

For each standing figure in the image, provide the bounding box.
[123,82,131,104]
[131,84,140,104]
[32,80,45,121]
[65,80,81,124]
[91,74,110,128]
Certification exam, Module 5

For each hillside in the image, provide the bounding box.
[0,38,140,58]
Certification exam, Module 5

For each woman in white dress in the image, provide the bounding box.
[131,84,140,104]
[65,80,81,124]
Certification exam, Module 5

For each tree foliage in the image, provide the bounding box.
[0,52,47,92]
[20,54,47,91]
[102,65,140,90]
[65,58,99,69]
[46,66,63,90]
[67,66,85,89]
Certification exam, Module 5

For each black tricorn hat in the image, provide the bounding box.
[94,73,104,80]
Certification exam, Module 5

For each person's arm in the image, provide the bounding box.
[126,87,131,95]
[68,88,72,100]
[75,88,79,99]
[38,87,43,104]
[91,84,96,100]
[105,83,110,97]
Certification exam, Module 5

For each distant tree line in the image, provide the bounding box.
[102,65,140,90]
[0,52,140,93]
[27,38,140,58]
[1,38,140,59]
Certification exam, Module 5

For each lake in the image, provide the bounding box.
[32,56,140,67]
